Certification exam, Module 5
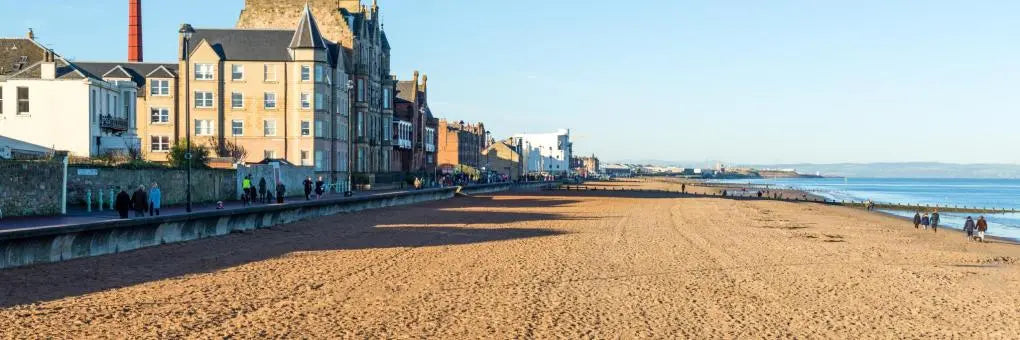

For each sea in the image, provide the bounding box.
[711,177,1020,241]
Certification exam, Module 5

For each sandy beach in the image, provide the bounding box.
[1,179,1018,338]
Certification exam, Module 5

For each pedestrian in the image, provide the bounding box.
[913,212,921,229]
[303,176,314,200]
[131,185,148,217]
[277,181,286,204]
[258,177,267,204]
[976,216,988,242]
[963,216,975,241]
[148,182,162,216]
[681,183,686,194]
[921,213,930,230]
[315,176,325,199]
[931,210,940,233]
[414,177,422,190]
[242,175,253,206]
[115,187,131,219]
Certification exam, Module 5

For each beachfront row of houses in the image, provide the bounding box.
[0,0,583,190]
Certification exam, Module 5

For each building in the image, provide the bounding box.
[603,164,633,177]
[571,154,600,177]
[512,129,573,175]
[0,31,142,157]
[482,140,522,180]
[176,6,351,191]
[237,0,395,184]
[391,70,438,178]
[437,119,487,174]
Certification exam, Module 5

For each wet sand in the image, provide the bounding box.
[1,180,1018,338]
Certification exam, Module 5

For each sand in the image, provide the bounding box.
[1,179,1018,338]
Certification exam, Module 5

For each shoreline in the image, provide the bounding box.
[872,209,1020,245]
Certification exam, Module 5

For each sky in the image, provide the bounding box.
[3,0,1020,165]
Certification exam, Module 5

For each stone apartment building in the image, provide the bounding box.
[176,7,352,191]
[392,71,438,177]
[483,140,523,180]
[571,154,600,177]
[0,31,145,157]
[437,119,487,173]
[237,0,395,183]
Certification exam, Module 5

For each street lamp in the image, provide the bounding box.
[180,23,194,212]
[346,79,355,195]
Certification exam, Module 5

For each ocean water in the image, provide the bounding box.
[712,178,1020,240]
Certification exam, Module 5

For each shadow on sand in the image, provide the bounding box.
[0,198,572,308]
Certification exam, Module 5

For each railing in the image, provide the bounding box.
[99,115,129,131]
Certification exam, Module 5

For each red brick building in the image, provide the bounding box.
[437,119,487,174]
[392,71,438,178]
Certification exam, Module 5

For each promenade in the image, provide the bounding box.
[1,179,1017,338]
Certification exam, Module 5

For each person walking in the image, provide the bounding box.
[976,216,988,242]
[115,187,131,219]
[681,183,686,194]
[241,175,253,206]
[913,212,922,229]
[148,182,162,216]
[131,185,148,217]
[277,181,287,204]
[315,176,326,199]
[303,177,314,200]
[963,216,976,241]
[258,177,267,204]
[930,210,941,233]
[921,213,930,230]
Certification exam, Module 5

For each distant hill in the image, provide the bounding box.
[607,160,1020,179]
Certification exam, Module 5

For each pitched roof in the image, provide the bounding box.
[289,5,327,50]
[102,65,132,79]
[7,58,90,80]
[395,80,417,102]
[188,29,295,61]
[381,31,390,51]
[73,62,178,87]
[0,38,47,79]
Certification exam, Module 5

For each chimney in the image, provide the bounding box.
[41,50,56,80]
[26,28,35,40]
[128,0,143,62]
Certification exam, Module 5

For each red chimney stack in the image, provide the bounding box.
[128,0,143,62]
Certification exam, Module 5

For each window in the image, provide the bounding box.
[150,107,169,124]
[300,92,311,109]
[195,91,213,108]
[0,86,3,114]
[382,88,391,109]
[231,92,244,109]
[314,92,324,110]
[357,79,365,101]
[91,89,96,121]
[315,120,324,138]
[314,151,323,171]
[357,111,364,137]
[300,150,310,166]
[301,121,311,136]
[150,79,169,96]
[16,87,29,115]
[232,120,244,136]
[113,94,118,115]
[383,117,391,141]
[338,151,345,171]
[123,95,131,117]
[263,64,277,82]
[106,93,111,115]
[357,148,365,172]
[231,64,244,81]
[314,65,324,82]
[264,150,276,159]
[195,119,213,136]
[195,64,214,80]
[150,136,171,152]
[264,92,277,109]
[300,65,311,82]
[264,119,277,136]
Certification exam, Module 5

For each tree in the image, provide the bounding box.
[167,139,210,169]
[206,137,247,162]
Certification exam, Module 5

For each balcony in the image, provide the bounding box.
[99,115,129,131]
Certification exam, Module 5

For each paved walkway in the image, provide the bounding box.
[0,189,410,231]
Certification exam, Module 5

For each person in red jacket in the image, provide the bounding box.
[976,216,989,242]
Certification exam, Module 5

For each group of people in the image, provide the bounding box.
[912,210,989,242]
[302,176,327,200]
[240,175,286,205]
[114,183,162,218]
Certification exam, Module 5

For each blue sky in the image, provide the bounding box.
[4,0,1019,164]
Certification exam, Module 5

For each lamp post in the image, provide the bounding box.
[179,24,195,212]
[346,79,355,194]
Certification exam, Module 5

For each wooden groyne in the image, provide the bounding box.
[550,185,1018,215]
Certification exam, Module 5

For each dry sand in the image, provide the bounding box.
[1,179,1018,338]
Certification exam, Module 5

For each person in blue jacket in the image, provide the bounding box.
[920,213,930,230]
[148,182,162,216]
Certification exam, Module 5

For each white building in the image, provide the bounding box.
[0,33,140,157]
[512,129,572,175]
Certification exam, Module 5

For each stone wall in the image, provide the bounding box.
[0,159,64,217]
[66,166,236,208]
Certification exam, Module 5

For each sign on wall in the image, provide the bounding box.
[76,169,99,176]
